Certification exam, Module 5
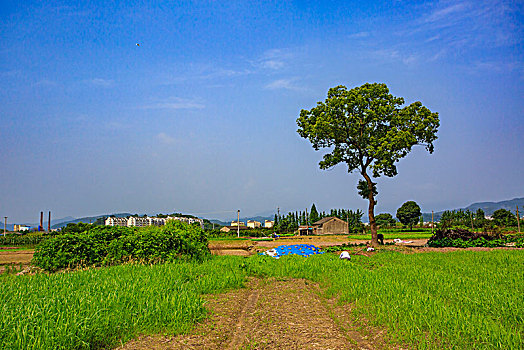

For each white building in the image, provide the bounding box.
[105,215,204,229]
[247,220,261,228]
[148,217,166,226]
[127,217,149,227]
[264,220,274,228]
[105,217,128,227]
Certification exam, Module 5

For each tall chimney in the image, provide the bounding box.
[40,211,43,231]
[48,211,51,232]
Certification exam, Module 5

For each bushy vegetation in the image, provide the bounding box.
[427,228,524,248]
[439,208,521,230]
[32,221,209,271]
[0,233,48,247]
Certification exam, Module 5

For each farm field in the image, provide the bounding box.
[0,248,33,273]
[1,248,522,349]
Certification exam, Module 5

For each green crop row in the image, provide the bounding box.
[347,232,433,240]
[0,234,49,246]
[428,235,524,248]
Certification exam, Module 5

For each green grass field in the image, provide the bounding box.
[0,258,248,350]
[246,250,523,349]
[1,250,522,349]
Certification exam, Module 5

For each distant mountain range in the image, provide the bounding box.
[50,213,132,229]
[422,197,524,222]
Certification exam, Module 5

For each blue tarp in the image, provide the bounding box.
[262,244,324,258]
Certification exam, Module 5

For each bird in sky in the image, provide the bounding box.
[136,43,140,46]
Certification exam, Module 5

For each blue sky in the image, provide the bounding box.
[1,0,523,223]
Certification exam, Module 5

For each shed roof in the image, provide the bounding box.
[312,216,346,226]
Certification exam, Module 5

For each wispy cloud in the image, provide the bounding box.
[418,0,520,47]
[373,49,418,65]
[265,78,308,92]
[425,2,470,23]
[379,0,523,68]
[140,97,205,110]
[256,49,293,70]
[349,31,371,39]
[157,132,176,145]
[33,79,58,87]
[160,65,251,85]
[84,78,115,87]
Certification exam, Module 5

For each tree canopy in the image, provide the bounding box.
[309,204,320,224]
[375,213,396,228]
[297,83,439,244]
[492,209,517,227]
[396,201,422,230]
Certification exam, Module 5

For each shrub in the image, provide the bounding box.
[104,229,181,264]
[32,234,101,271]
[32,221,209,271]
[427,228,524,248]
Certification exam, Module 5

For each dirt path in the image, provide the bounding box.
[118,278,397,350]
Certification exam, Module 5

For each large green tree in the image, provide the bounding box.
[492,209,517,227]
[396,201,422,230]
[309,204,320,224]
[297,83,439,245]
[375,213,396,228]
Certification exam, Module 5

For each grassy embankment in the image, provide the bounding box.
[1,250,522,349]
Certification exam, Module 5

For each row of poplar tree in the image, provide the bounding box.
[273,204,364,233]
[440,208,520,229]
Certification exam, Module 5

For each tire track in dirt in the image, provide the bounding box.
[117,278,400,350]
[226,280,261,349]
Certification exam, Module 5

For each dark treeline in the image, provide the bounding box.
[273,204,363,233]
[440,208,519,229]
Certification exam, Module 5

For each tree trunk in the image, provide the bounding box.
[362,173,378,246]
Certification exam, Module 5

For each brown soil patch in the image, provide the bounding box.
[117,278,401,350]
[211,249,251,256]
[0,249,33,273]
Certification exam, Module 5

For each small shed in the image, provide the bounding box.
[298,225,314,235]
[312,217,348,235]
[220,226,249,233]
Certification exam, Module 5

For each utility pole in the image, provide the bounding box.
[237,210,240,238]
[277,207,280,234]
[517,206,521,233]
[470,212,474,232]
[3,217,7,235]
[431,211,434,235]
